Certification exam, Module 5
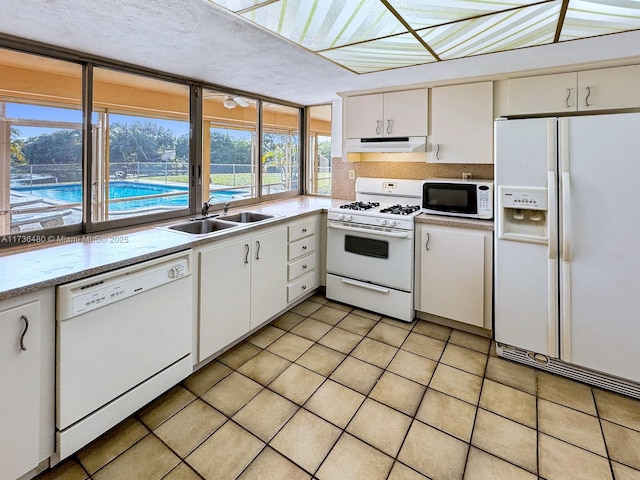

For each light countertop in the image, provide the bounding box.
[0,196,339,300]
[0,197,492,300]
[415,213,494,231]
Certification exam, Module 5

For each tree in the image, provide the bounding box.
[20,129,82,165]
[109,121,176,164]
[210,130,252,165]
[10,127,26,165]
[175,133,189,163]
[262,132,298,189]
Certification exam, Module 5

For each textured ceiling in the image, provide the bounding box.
[209,0,640,73]
[1,0,640,105]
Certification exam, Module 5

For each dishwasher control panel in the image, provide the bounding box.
[57,254,191,319]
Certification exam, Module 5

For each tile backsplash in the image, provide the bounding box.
[331,159,494,200]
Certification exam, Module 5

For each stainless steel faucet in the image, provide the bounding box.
[201,196,217,217]
[224,201,231,215]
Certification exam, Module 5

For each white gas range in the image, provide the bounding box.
[326,178,423,322]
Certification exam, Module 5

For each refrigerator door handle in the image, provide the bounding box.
[547,171,557,260]
[547,169,559,357]
[560,169,572,361]
[561,171,571,263]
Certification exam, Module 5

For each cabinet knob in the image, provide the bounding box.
[302,245,307,250]
[301,285,307,290]
[302,228,307,233]
[302,264,307,269]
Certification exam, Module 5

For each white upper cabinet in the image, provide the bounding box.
[345,89,428,138]
[508,72,578,115]
[578,65,640,111]
[430,81,494,164]
[508,65,640,115]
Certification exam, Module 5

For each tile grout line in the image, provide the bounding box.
[592,388,617,480]
[44,294,640,480]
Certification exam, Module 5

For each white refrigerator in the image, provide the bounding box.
[494,113,640,393]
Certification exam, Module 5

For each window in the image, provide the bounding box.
[202,90,258,206]
[0,44,304,243]
[307,104,332,195]
[92,68,190,223]
[0,49,83,236]
[262,102,300,196]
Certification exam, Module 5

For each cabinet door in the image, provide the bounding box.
[383,89,428,137]
[417,226,485,326]
[345,94,383,138]
[578,65,640,111]
[199,240,251,361]
[251,227,287,328]
[0,301,41,480]
[430,82,494,164]
[507,72,578,115]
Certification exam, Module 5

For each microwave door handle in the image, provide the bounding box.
[328,222,410,238]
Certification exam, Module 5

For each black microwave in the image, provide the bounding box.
[422,179,493,219]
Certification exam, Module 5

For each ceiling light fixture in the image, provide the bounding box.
[223,97,237,109]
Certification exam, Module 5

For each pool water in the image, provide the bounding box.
[13,182,243,210]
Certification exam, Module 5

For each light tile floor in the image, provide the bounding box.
[37,293,640,480]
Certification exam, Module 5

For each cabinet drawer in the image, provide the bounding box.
[288,217,316,242]
[287,271,317,303]
[288,252,316,281]
[288,235,317,261]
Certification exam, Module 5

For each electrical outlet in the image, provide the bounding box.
[462,172,472,180]
[349,170,355,180]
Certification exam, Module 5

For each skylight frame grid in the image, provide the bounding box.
[387,0,554,29]
[318,31,437,73]
[240,0,409,51]
[420,1,561,60]
[559,0,640,40]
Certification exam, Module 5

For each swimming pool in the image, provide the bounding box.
[13,182,246,210]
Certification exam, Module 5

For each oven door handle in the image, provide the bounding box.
[341,278,390,294]
[328,222,410,238]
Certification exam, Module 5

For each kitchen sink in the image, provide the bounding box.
[168,218,238,235]
[222,212,276,223]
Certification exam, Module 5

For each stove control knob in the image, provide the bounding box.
[380,219,388,226]
[389,220,397,227]
[338,214,345,221]
[346,215,353,222]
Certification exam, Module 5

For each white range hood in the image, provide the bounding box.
[346,136,427,153]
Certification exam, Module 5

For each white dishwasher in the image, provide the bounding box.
[56,251,193,460]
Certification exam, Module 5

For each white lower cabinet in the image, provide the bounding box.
[286,215,321,303]
[0,288,54,480]
[415,224,492,328]
[197,226,287,362]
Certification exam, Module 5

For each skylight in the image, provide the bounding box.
[208,0,640,74]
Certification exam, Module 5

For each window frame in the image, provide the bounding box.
[0,39,305,244]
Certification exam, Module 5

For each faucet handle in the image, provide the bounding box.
[224,201,231,214]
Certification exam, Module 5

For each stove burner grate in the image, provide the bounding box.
[339,201,380,211]
[379,204,421,215]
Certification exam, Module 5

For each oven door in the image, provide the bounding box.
[326,220,414,291]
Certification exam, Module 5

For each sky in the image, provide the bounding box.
[7,103,190,138]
